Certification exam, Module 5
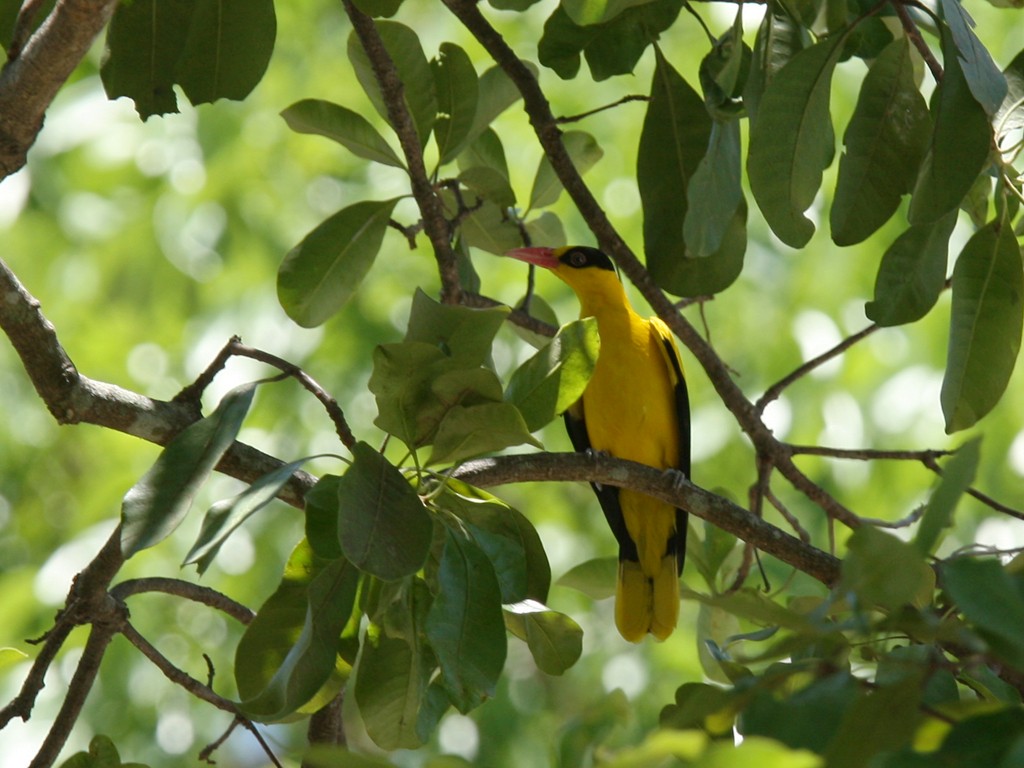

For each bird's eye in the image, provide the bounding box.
[568,250,587,267]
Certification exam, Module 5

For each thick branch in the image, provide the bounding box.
[453,452,842,586]
[0,0,119,180]
[0,258,316,508]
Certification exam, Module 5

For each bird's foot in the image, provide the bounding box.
[662,467,689,491]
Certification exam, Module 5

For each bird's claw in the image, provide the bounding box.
[663,467,689,491]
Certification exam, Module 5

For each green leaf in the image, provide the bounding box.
[504,317,599,431]
[943,558,1024,668]
[940,217,1024,432]
[426,402,541,465]
[747,34,845,248]
[840,526,935,611]
[458,166,515,209]
[684,120,744,258]
[938,0,1007,115]
[439,480,551,603]
[556,556,617,600]
[638,50,712,289]
[405,288,509,367]
[433,43,479,166]
[464,66,528,148]
[425,527,507,712]
[456,198,522,255]
[908,30,993,225]
[337,442,433,580]
[562,0,658,25]
[301,746,398,768]
[823,676,923,768]
[120,382,257,557]
[347,21,437,146]
[354,627,430,750]
[351,0,403,16]
[744,8,806,124]
[660,682,736,734]
[538,1,682,81]
[914,438,980,555]
[865,211,958,326]
[277,198,399,328]
[280,99,404,168]
[101,0,276,119]
[529,131,603,210]
[58,734,141,768]
[238,542,359,722]
[184,457,312,574]
[697,15,751,120]
[660,200,748,296]
[504,600,583,675]
[305,475,343,559]
[100,0,193,119]
[742,670,859,753]
[369,341,452,446]
[0,647,27,673]
[175,0,276,107]
[457,127,510,179]
[830,37,931,246]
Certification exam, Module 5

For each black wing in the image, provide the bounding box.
[658,331,691,574]
[563,400,638,563]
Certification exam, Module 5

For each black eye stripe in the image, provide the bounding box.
[559,246,615,272]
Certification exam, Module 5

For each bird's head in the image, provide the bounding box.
[506,246,621,302]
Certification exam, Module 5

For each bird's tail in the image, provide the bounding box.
[615,554,680,642]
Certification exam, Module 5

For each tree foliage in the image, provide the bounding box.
[1,0,1024,766]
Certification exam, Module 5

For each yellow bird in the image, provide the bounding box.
[507,245,690,642]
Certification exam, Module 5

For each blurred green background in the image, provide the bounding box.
[1,1,1022,765]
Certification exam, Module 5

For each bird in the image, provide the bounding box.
[506,245,690,642]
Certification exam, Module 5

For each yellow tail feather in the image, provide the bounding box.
[615,555,680,643]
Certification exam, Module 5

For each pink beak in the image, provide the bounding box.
[506,247,560,269]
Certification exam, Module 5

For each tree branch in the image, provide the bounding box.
[452,452,842,586]
[342,0,462,304]
[0,0,119,180]
[0,257,317,508]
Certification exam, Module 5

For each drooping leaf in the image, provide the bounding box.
[439,480,552,602]
[684,120,744,258]
[865,211,958,326]
[913,438,980,556]
[369,341,453,446]
[120,382,257,557]
[354,626,430,750]
[458,166,515,209]
[697,12,751,120]
[938,0,1007,115]
[747,34,845,248]
[538,0,682,81]
[744,8,806,124]
[840,526,935,611]
[425,527,507,712]
[456,198,522,255]
[823,675,923,768]
[347,21,437,146]
[908,30,993,225]
[638,50,712,291]
[457,127,510,179]
[504,317,599,431]
[175,0,276,107]
[184,457,313,574]
[426,402,541,465]
[336,442,433,580]
[238,541,359,722]
[940,217,1023,432]
[529,131,603,210]
[433,43,479,166]
[943,557,1024,669]
[101,0,275,119]
[277,198,400,328]
[463,66,530,148]
[830,37,931,246]
[281,99,404,168]
[662,200,748,296]
[504,600,583,675]
[305,475,344,560]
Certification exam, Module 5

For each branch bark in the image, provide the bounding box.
[0,0,119,180]
[453,452,842,587]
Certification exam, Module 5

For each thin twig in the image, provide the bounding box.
[892,0,943,83]
[110,577,255,625]
[555,94,649,124]
[756,324,880,414]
